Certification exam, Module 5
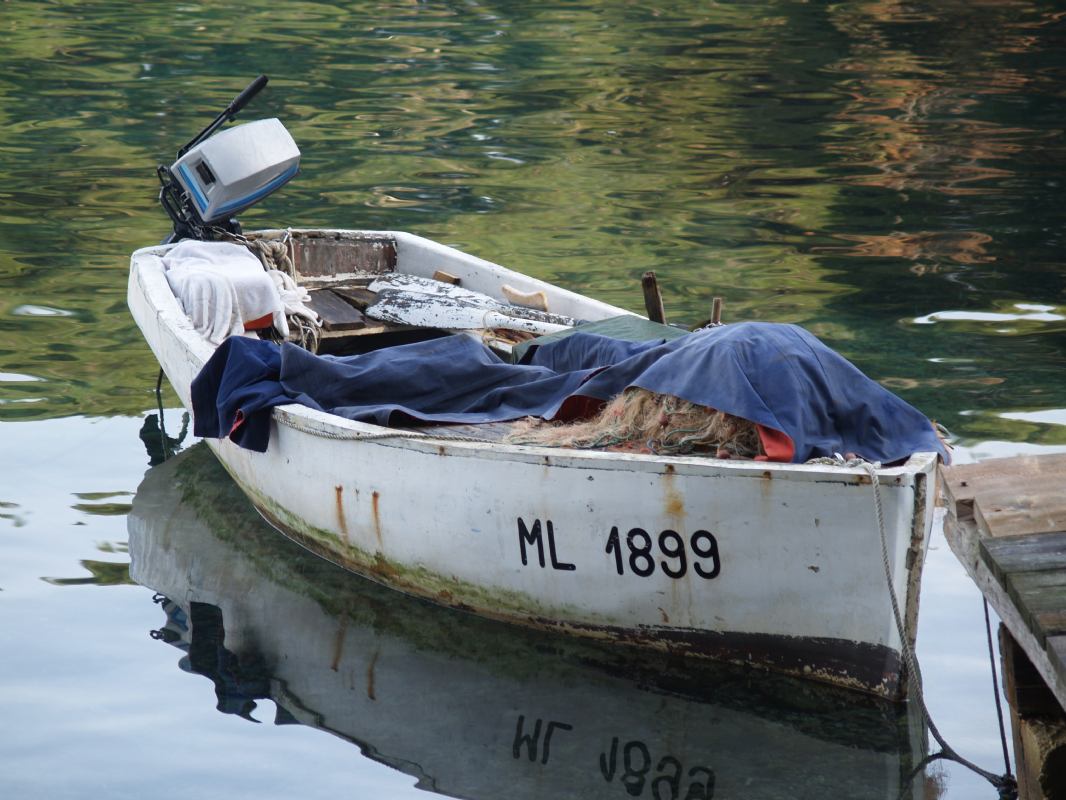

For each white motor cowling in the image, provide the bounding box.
[170,118,300,224]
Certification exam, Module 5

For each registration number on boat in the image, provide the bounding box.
[517,517,721,579]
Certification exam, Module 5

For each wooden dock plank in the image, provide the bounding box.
[1006,570,1066,644]
[939,462,981,520]
[975,488,1066,539]
[943,453,1066,716]
[940,454,1066,531]
[982,534,1066,645]
[980,533,1066,583]
[1050,637,1066,689]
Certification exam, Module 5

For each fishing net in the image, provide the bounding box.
[506,387,764,458]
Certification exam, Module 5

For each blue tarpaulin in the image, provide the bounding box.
[191,321,949,464]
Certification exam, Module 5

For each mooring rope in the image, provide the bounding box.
[203,228,323,352]
[274,414,503,445]
[984,596,1015,781]
[853,458,1017,799]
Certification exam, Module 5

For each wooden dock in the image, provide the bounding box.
[940,453,1066,797]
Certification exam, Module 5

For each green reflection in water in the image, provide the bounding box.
[42,559,133,587]
[1,0,1064,446]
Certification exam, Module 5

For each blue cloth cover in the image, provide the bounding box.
[191,322,949,464]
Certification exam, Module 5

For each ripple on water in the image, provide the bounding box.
[999,409,1066,427]
[911,304,1066,332]
[11,305,76,318]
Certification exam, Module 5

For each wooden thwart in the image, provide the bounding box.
[307,287,415,339]
[307,289,367,331]
[332,286,378,311]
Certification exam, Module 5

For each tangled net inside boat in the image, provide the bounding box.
[506,388,764,458]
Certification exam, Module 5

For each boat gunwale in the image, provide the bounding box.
[130,234,940,484]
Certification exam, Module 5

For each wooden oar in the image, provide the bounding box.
[368,273,576,327]
[365,290,572,335]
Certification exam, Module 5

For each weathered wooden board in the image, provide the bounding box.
[307,288,426,341]
[1006,567,1066,644]
[980,530,1066,657]
[292,232,397,279]
[939,455,1066,537]
[943,454,1066,715]
[1002,627,1061,717]
[976,489,1066,540]
[307,289,367,331]
[1000,630,1066,800]
[1050,636,1066,689]
[432,269,461,285]
[982,533,1066,582]
[332,286,378,311]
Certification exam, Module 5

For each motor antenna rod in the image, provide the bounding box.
[178,74,269,157]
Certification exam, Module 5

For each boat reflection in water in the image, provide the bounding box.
[129,443,928,800]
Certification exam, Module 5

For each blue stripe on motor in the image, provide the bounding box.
[177,163,209,213]
[213,163,299,218]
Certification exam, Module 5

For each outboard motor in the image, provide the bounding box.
[157,75,300,243]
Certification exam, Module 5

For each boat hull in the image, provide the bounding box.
[129,444,927,800]
[128,229,937,700]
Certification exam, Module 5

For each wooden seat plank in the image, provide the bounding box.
[307,289,367,332]
[332,286,378,311]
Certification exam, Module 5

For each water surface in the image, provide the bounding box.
[4,1,1066,797]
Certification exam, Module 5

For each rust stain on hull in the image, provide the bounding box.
[665,494,685,518]
[371,490,383,548]
[661,467,685,521]
[366,649,379,700]
[330,614,348,672]
[334,485,349,545]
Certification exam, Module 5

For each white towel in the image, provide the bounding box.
[162,240,288,344]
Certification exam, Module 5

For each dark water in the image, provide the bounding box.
[3,1,1066,797]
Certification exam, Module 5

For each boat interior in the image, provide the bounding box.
[239,228,608,445]
[170,229,943,465]
[247,229,480,357]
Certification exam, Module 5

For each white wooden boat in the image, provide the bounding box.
[127,227,939,700]
[128,443,927,800]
